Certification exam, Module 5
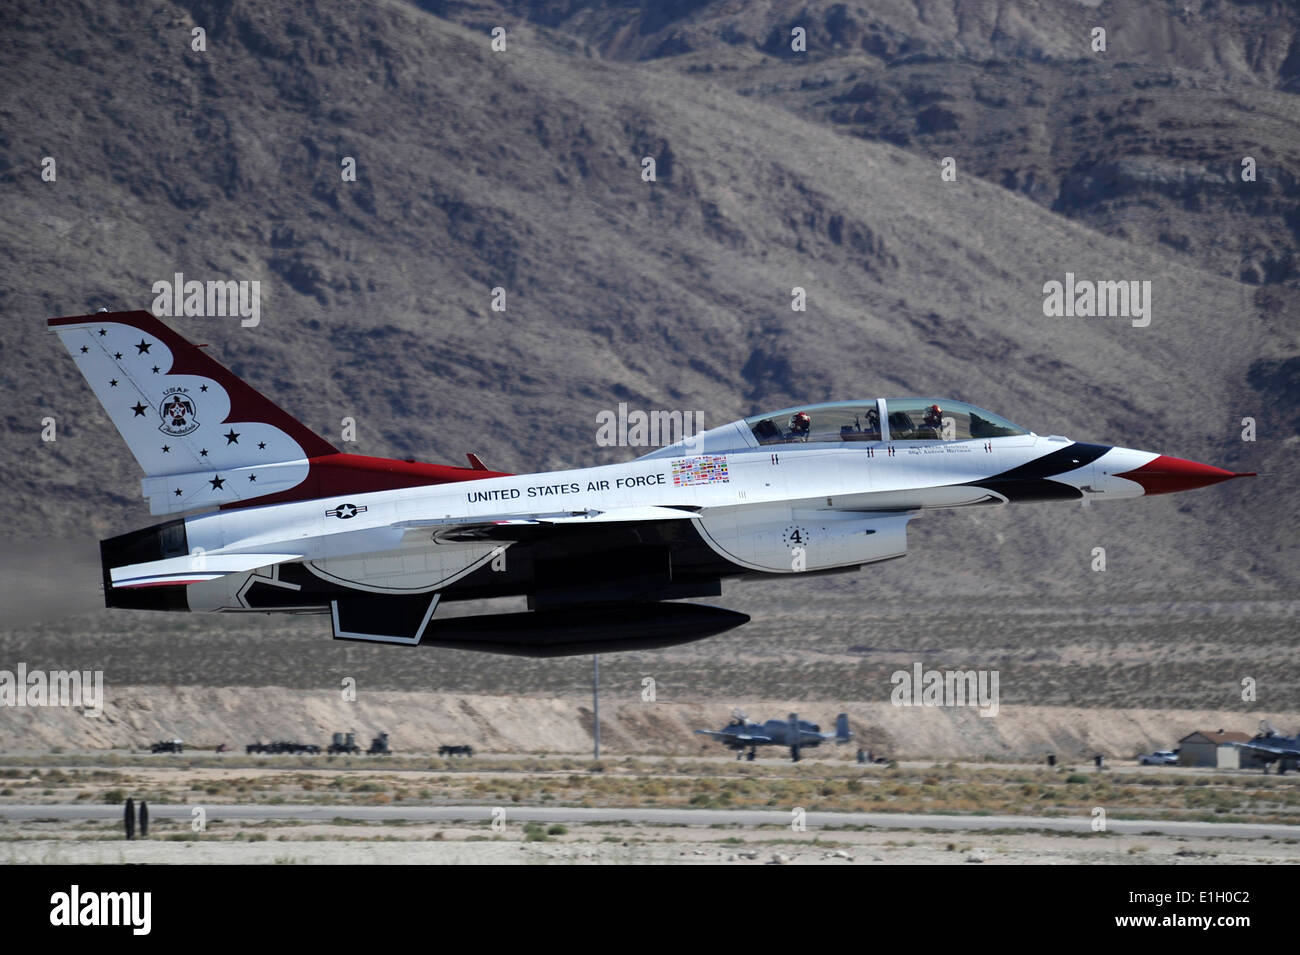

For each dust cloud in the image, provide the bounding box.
[0,538,103,627]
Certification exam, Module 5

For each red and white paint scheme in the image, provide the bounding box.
[51,311,1255,657]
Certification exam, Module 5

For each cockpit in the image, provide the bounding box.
[745,399,1030,446]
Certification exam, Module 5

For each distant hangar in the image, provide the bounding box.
[1178,730,1258,770]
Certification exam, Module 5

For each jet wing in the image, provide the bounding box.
[394,506,701,542]
[110,552,303,588]
[1234,740,1300,759]
[111,506,701,587]
[694,730,774,743]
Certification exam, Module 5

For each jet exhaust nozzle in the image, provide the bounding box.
[100,520,191,610]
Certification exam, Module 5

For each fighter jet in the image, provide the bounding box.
[1234,721,1300,774]
[695,710,852,761]
[49,311,1255,657]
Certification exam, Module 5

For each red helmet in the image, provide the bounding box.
[928,404,942,416]
[790,412,811,431]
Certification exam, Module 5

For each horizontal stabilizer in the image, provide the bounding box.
[110,552,302,589]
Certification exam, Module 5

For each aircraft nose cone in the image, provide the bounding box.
[1117,455,1256,495]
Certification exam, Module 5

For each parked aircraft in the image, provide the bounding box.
[695,710,852,761]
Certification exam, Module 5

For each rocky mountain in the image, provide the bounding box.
[1,0,1294,625]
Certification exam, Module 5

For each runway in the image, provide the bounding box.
[4,804,1295,839]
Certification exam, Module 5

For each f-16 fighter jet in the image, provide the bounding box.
[696,710,852,761]
[50,311,1254,657]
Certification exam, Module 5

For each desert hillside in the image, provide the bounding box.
[3,683,1288,761]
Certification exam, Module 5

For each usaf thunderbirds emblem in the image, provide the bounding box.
[158,387,199,436]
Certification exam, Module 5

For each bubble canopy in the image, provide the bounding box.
[745,399,1030,445]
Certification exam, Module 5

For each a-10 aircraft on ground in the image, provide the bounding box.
[1235,721,1300,774]
[50,311,1254,657]
[695,710,852,761]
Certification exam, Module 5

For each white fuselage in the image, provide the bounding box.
[183,422,1158,610]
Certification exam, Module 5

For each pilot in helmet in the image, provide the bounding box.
[923,404,943,431]
[789,412,811,438]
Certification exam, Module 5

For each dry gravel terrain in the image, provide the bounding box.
[4,755,1299,865]
[6,827,1296,866]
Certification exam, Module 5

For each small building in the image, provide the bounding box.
[1178,730,1253,769]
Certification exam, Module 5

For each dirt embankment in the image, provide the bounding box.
[0,685,1284,760]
